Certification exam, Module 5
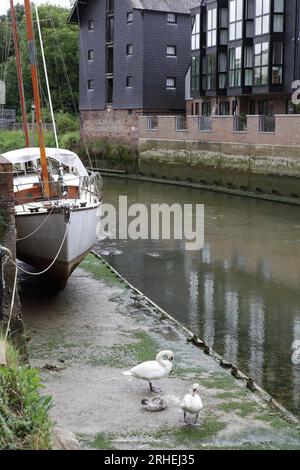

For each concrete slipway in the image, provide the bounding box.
[22,253,300,450]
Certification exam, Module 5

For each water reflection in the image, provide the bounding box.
[97,177,300,416]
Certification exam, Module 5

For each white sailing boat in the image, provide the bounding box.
[2,1,102,289]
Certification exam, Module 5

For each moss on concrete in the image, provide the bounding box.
[80,254,122,286]
[217,400,261,417]
[201,374,239,390]
[150,416,227,447]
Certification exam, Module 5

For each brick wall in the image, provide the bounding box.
[0,156,25,350]
[81,109,140,145]
[139,114,300,147]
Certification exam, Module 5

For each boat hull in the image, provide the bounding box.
[16,203,100,289]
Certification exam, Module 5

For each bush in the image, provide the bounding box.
[59,130,80,150]
[55,112,79,135]
[0,341,53,450]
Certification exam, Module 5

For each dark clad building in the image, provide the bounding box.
[69,0,198,143]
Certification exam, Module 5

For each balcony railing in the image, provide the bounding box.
[233,115,247,132]
[259,115,276,133]
[175,115,187,131]
[198,116,212,131]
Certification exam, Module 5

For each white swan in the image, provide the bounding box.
[292,340,300,365]
[123,350,174,393]
[180,383,203,425]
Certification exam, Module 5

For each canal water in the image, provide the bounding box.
[95,176,300,417]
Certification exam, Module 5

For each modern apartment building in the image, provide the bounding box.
[69,0,198,143]
[187,0,300,117]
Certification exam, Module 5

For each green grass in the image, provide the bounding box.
[89,432,116,450]
[0,340,53,450]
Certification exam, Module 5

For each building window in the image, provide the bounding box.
[126,44,133,56]
[229,0,243,41]
[107,0,114,12]
[218,53,227,89]
[106,16,114,42]
[202,102,212,116]
[106,47,113,74]
[273,0,284,32]
[88,49,94,61]
[219,102,230,115]
[126,76,133,87]
[167,13,177,24]
[106,77,113,103]
[166,45,176,56]
[88,20,94,31]
[254,42,269,85]
[202,56,206,91]
[255,0,270,36]
[191,13,200,51]
[166,77,176,89]
[207,8,217,47]
[191,56,200,94]
[219,8,228,45]
[229,47,242,87]
[244,46,253,85]
[272,42,283,84]
[127,11,133,23]
[87,79,94,90]
[207,54,216,90]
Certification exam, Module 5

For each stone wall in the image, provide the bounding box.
[80,109,141,146]
[0,156,25,350]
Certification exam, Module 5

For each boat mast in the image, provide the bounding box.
[24,0,50,197]
[10,0,30,147]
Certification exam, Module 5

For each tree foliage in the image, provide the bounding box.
[0,4,79,116]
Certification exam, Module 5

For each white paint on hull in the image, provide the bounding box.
[16,203,100,273]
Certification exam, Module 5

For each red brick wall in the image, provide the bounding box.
[139,114,300,147]
[0,156,24,348]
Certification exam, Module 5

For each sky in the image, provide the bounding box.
[0,1,73,16]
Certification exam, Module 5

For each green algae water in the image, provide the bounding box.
[96,176,300,417]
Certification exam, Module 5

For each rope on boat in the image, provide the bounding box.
[16,204,56,242]
[0,246,17,341]
[7,218,70,276]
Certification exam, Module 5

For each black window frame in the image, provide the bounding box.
[87,79,94,91]
[127,11,133,23]
[88,19,94,31]
[126,76,133,88]
[88,49,94,61]
[166,45,177,57]
[167,13,177,24]
[126,44,133,56]
[166,77,176,89]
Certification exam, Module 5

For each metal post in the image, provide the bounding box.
[31,103,35,147]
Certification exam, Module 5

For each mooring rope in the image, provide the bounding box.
[16,204,56,242]
[8,219,70,276]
